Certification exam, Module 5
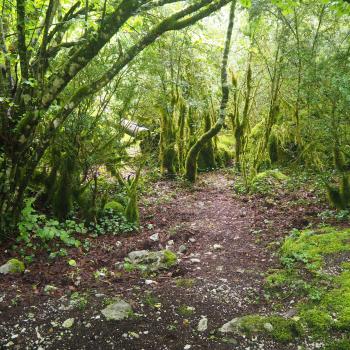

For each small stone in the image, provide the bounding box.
[197,316,208,332]
[101,300,133,321]
[145,279,156,285]
[149,233,159,242]
[44,285,58,294]
[190,258,200,263]
[184,345,191,350]
[263,322,274,332]
[95,293,105,298]
[283,308,297,318]
[220,318,240,333]
[62,318,74,329]
[213,244,223,250]
[189,238,196,243]
[178,245,187,254]
[128,250,149,262]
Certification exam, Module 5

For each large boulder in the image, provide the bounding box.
[101,300,133,321]
[0,259,25,274]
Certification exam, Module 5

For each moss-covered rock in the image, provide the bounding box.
[250,169,289,195]
[124,249,177,273]
[220,314,302,343]
[0,258,25,274]
[104,201,124,213]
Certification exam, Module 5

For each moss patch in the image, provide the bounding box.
[280,227,350,271]
[233,226,350,343]
[163,250,177,267]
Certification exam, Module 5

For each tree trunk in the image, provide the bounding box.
[185,0,237,182]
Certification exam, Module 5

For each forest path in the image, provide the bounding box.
[0,171,319,349]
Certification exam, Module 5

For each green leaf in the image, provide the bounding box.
[68,259,77,267]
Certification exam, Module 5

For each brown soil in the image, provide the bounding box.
[0,171,329,350]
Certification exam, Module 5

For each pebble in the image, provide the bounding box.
[150,233,159,242]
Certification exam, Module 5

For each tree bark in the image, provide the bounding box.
[185,0,236,182]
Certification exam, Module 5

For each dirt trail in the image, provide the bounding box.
[0,172,321,349]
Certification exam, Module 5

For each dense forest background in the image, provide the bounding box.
[1,0,350,239]
[2,0,350,349]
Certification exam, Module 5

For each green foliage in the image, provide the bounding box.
[88,209,137,236]
[18,198,82,251]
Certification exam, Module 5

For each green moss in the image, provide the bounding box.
[281,227,350,271]
[337,307,350,330]
[325,338,350,350]
[236,315,265,335]
[266,316,303,343]
[250,169,289,194]
[163,250,177,267]
[264,227,350,340]
[265,270,290,287]
[217,133,234,152]
[299,309,333,333]
[254,169,289,182]
[177,305,194,317]
[104,201,124,213]
[7,258,25,273]
[228,314,302,343]
[175,278,196,288]
[341,262,350,271]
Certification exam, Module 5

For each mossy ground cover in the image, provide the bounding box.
[231,227,350,346]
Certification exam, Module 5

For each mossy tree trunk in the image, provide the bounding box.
[198,112,217,170]
[185,0,237,182]
[233,55,252,170]
[160,99,178,177]
[177,98,187,172]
